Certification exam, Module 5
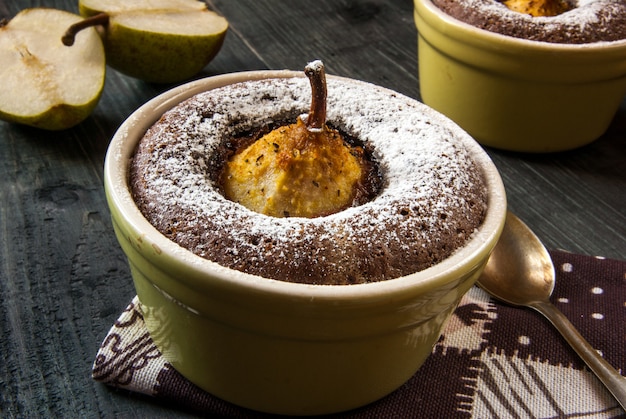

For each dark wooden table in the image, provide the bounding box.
[1,0,625,417]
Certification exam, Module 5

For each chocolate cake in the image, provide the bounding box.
[431,0,626,44]
[129,76,488,285]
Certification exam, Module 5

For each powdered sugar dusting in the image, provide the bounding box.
[130,77,488,285]
[431,0,626,44]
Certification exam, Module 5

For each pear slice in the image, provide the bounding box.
[0,8,105,130]
[75,0,228,83]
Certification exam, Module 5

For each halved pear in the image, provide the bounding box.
[77,0,228,83]
[0,8,105,130]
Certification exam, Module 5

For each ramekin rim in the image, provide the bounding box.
[414,0,626,52]
[104,70,507,301]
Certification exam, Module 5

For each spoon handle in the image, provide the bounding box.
[531,300,626,412]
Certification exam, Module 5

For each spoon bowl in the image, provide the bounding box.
[479,211,555,306]
[478,211,626,410]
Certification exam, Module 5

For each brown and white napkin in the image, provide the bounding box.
[93,250,626,418]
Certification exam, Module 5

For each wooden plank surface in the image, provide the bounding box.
[1,0,624,417]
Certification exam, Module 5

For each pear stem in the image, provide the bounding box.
[62,13,109,46]
[304,60,327,132]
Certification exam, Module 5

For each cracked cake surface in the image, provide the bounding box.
[129,77,488,285]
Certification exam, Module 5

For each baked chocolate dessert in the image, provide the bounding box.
[130,68,488,285]
[431,0,626,44]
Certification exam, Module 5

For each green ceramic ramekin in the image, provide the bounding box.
[414,0,626,152]
[104,70,507,415]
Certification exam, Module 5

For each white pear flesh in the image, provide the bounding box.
[0,8,105,130]
[80,0,208,14]
[79,0,228,83]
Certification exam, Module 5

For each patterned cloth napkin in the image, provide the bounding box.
[93,250,626,418]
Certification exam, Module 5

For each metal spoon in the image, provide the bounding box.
[477,211,626,410]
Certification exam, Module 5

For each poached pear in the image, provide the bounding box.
[68,0,228,83]
[0,8,105,131]
[222,61,375,218]
[502,0,572,17]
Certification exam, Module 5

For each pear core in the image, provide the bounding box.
[502,0,572,17]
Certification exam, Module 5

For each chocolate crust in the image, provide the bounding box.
[130,77,488,285]
[431,0,626,44]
